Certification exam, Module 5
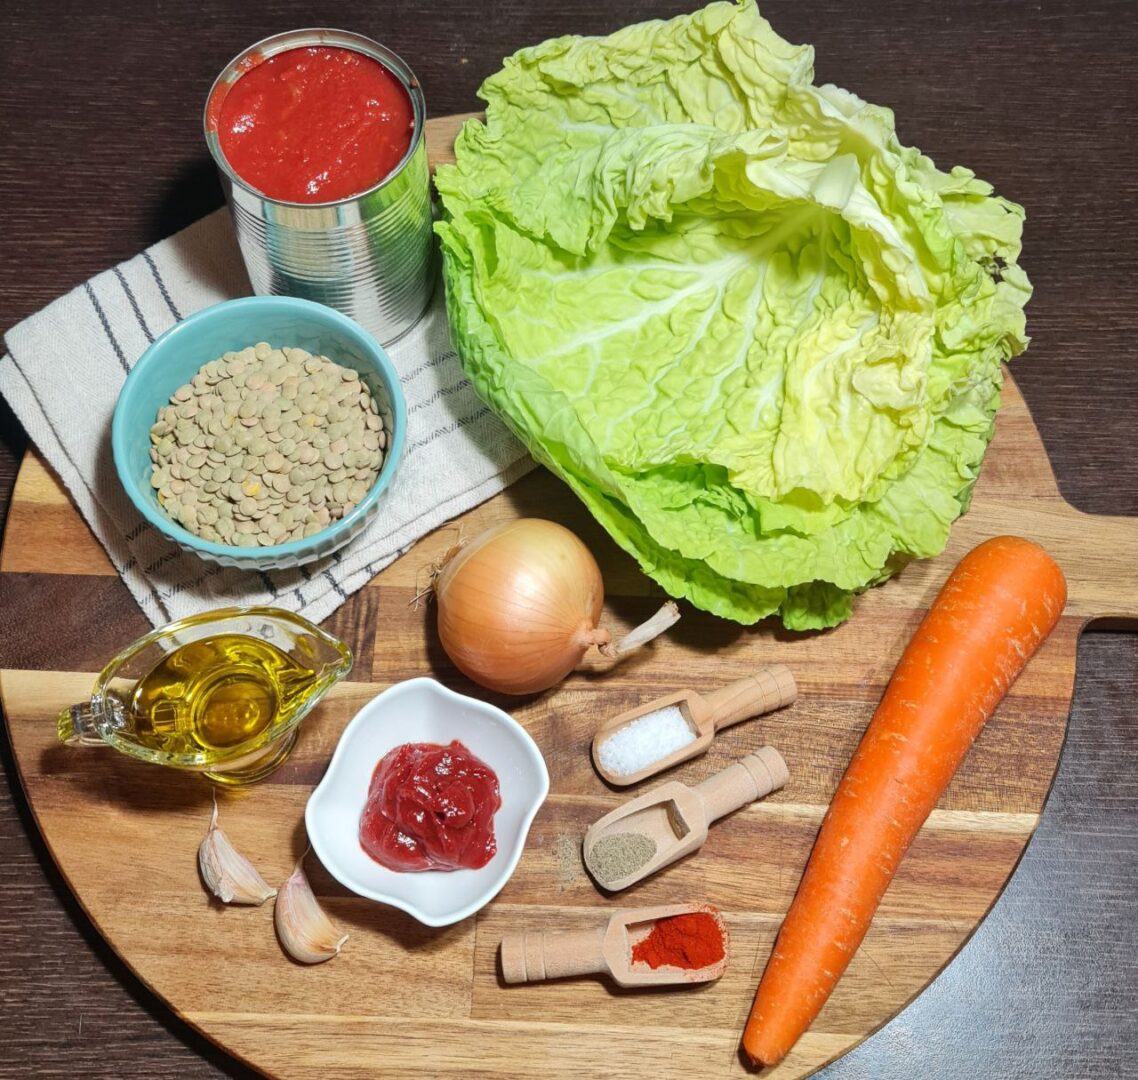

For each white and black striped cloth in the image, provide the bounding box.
[0,210,532,627]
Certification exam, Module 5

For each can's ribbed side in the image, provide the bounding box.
[225,138,434,345]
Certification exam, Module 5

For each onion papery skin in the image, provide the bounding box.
[436,519,607,695]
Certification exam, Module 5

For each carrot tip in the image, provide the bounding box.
[742,1033,784,1071]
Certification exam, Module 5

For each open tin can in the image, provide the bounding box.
[204,29,434,345]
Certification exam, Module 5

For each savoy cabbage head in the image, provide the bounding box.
[435,0,1030,629]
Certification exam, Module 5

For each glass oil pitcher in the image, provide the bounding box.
[59,607,352,786]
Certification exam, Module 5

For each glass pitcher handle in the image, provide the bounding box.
[57,697,124,747]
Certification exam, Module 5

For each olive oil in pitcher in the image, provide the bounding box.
[129,634,318,755]
[59,608,353,785]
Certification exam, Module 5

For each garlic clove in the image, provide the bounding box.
[198,796,277,906]
[274,856,348,964]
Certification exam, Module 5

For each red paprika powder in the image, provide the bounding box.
[632,911,725,970]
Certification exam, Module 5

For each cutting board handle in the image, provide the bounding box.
[1033,507,1138,625]
[966,494,1137,626]
[1066,511,1138,625]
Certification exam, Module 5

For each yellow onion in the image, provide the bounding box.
[435,518,679,695]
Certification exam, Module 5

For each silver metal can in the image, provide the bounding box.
[204,29,434,345]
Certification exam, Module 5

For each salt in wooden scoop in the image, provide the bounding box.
[583,748,789,892]
[499,903,729,987]
[591,667,797,787]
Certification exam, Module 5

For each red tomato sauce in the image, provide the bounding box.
[216,45,414,204]
[359,740,502,872]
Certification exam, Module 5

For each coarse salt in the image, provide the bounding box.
[597,705,695,777]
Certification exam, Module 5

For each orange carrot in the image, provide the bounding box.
[742,535,1067,1068]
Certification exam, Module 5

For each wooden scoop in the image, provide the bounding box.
[583,748,789,892]
[499,903,729,987]
[591,667,797,787]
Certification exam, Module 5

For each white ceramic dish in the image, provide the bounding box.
[305,677,549,927]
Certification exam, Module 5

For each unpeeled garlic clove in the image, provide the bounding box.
[198,797,277,906]
[274,857,348,964]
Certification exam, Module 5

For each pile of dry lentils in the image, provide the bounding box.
[149,342,387,547]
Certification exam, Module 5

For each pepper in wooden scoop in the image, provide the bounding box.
[583,749,789,892]
[499,903,729,987]
[591,667,797,787]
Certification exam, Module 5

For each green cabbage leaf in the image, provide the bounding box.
[435,0,1031,628]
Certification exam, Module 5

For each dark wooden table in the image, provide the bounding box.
[1,2,1135,1077]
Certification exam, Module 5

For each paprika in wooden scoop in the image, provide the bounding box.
[499,903,729,988]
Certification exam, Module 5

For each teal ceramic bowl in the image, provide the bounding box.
[112,296,406,571]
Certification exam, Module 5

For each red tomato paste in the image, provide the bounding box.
[216,45,414,203]
[359,740,502,872]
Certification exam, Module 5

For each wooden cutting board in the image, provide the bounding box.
[2,113,1136,1080]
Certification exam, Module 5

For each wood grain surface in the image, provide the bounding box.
[1,2,1136,1079]
[2,365,1131,1080]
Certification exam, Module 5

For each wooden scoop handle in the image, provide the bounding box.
[499,927,607,984]
[702,666,797,730]
[694,748,789,824]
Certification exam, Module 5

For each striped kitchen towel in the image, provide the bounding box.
[0,209,533,627]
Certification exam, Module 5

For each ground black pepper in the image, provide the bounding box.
[584,832,656,886]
